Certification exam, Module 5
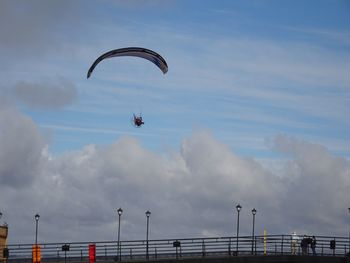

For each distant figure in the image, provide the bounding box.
[301,235,308,255]
[311,236,317,255]
[291,232,299,255]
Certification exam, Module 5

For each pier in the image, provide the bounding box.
[2,234,350,263]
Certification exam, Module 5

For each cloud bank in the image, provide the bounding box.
[1,108,349,243]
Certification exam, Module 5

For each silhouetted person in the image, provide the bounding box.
[301,236,308,255]
[311,236,316,255]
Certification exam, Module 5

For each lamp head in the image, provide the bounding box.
[236,204,242,212]
[252,208,257,215]
[35,214,40,221]
[117,208,123,216]
[145,210,151,217]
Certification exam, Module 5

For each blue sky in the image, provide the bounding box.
[9,0,348,159]
[1,0,350,243]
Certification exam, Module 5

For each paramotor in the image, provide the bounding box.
[133,114,144,127]
[87,47,168,128]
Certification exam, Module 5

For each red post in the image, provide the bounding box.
[89,244,96,263]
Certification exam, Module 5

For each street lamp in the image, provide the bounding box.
[251,208,257,255]
[236,204,242,255]
[34,214,40,245]
[145,210,151,260]
[117,208,123,261]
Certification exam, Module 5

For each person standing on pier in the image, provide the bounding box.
[291,232,299,255]
[311,236,317,255]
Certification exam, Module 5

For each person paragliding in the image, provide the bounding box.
[87,47,168,128]
[133,114,144,127]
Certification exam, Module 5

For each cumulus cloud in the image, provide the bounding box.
[1,112,349,243]
[13,78,77,109]
[0,107,46,187]
[271,134,350,234]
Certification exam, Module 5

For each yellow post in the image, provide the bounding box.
[263,229,267,255]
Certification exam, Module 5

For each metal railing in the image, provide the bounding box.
[1,234,350,262]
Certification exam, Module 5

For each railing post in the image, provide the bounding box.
[281,235,284,255]
[228,238,231,256]
[202,240,206,257]
[130,248,132,260]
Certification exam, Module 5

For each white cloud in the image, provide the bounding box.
[1,110,349,243]
[270,134,350,234]
[0,107,46,187]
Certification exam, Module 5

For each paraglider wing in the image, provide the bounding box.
[87,47,168,78]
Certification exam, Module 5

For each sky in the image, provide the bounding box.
[0,0,350,244]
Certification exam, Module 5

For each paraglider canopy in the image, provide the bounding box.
[87,47,168,78]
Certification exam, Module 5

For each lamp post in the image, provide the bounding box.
[251,208,257,255]
[117,208,123,261]
[145,210,151,260]
[34,214,40,245]
[235,204,241,255]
